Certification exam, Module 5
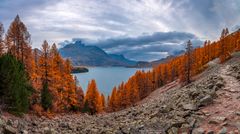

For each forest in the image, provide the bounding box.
[0,15,240,116]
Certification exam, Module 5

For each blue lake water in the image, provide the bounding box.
[74,67,151,96]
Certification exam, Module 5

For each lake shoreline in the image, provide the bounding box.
[74,67,151,95]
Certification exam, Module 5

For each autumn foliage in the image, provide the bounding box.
[84,80,105,114]
[0,15,105,115]
[107,28,240,112]
[1,15,240,115]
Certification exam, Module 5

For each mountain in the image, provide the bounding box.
[129,55,179,68]
[59,40,137,66]
[151,55,176,67]
[109,54,137,66]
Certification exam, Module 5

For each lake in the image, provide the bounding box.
[74,67,151,96]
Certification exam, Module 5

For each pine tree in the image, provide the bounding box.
[0,23,4,55]
[41,82,52,111]
[0,54,32,115]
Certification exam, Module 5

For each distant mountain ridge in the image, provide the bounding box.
[59,40,137,67]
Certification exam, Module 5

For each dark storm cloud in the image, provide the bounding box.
[1,0,240,60]
[90,31,197,49]
[80,31,202,61]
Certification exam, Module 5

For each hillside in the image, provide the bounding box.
[1,52,240,134]
[59,40,137,67]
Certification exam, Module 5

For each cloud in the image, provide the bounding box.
[63,31,202,61]
[99,32,202,61]
[0,0,240,60]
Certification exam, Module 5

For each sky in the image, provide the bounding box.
[0,0,240,61]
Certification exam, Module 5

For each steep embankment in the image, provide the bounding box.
[1,53,240,134]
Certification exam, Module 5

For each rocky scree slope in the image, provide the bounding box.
[1,54,240,134]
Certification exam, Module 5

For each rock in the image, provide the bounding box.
[129,127,140,133]
[119,126,129,133]
[0,118,5,127]
[235,111,240,116]
[221,122,228,126]
[171,117,186,128]
[216,81,224,88]
[234,122,240,130]
[209,89,217,98]
[208,83,214,89]
[199,95,213,106]
[3,125,17,134]
[188,118,196,128]
[213,85,220,91]
[32,121,37,126]
[218,127,227,134]
[207,130,214,134]
[167,127,178,134]
[209,116,226,124]
[6,120,13,126]
[182,104,198,111]
[59,122,68,128]
[192,128,205,134]
[21,130,28,134]
[43,127,55,134]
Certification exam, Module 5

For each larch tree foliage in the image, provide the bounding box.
[108,86,117,112]
[32,48,41,90]
[5,15,32,72]
[100,93,105,111]
[74,76,84,110]
[0,23,4,55]
[62,59,78,111]
[106,28,240,113]
[49,43,64,111]
[39,41,52,111]
[84,80,101,114]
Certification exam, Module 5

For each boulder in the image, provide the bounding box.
[208,83,214,89]
[182,104,198,111]
[235,111,240,116]
[3,125,17,134]
[20,130,28,134]
[167,127,178,134]
[0,118,5,127]
[208,116,226,124]
[43,127,56,134]
[199,95,213,106]
[218,127,227,134]
[216,81,224,88]
[207,130,214,134]
[192,128,205,134]
[212,85,219,91]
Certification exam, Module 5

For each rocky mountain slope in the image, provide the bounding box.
[59,40,137,67]
[1,53,240,134]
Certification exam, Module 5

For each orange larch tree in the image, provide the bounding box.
[5,15,32,72]
[84,79,101,114]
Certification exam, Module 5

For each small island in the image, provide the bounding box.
[71,66,89,73]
